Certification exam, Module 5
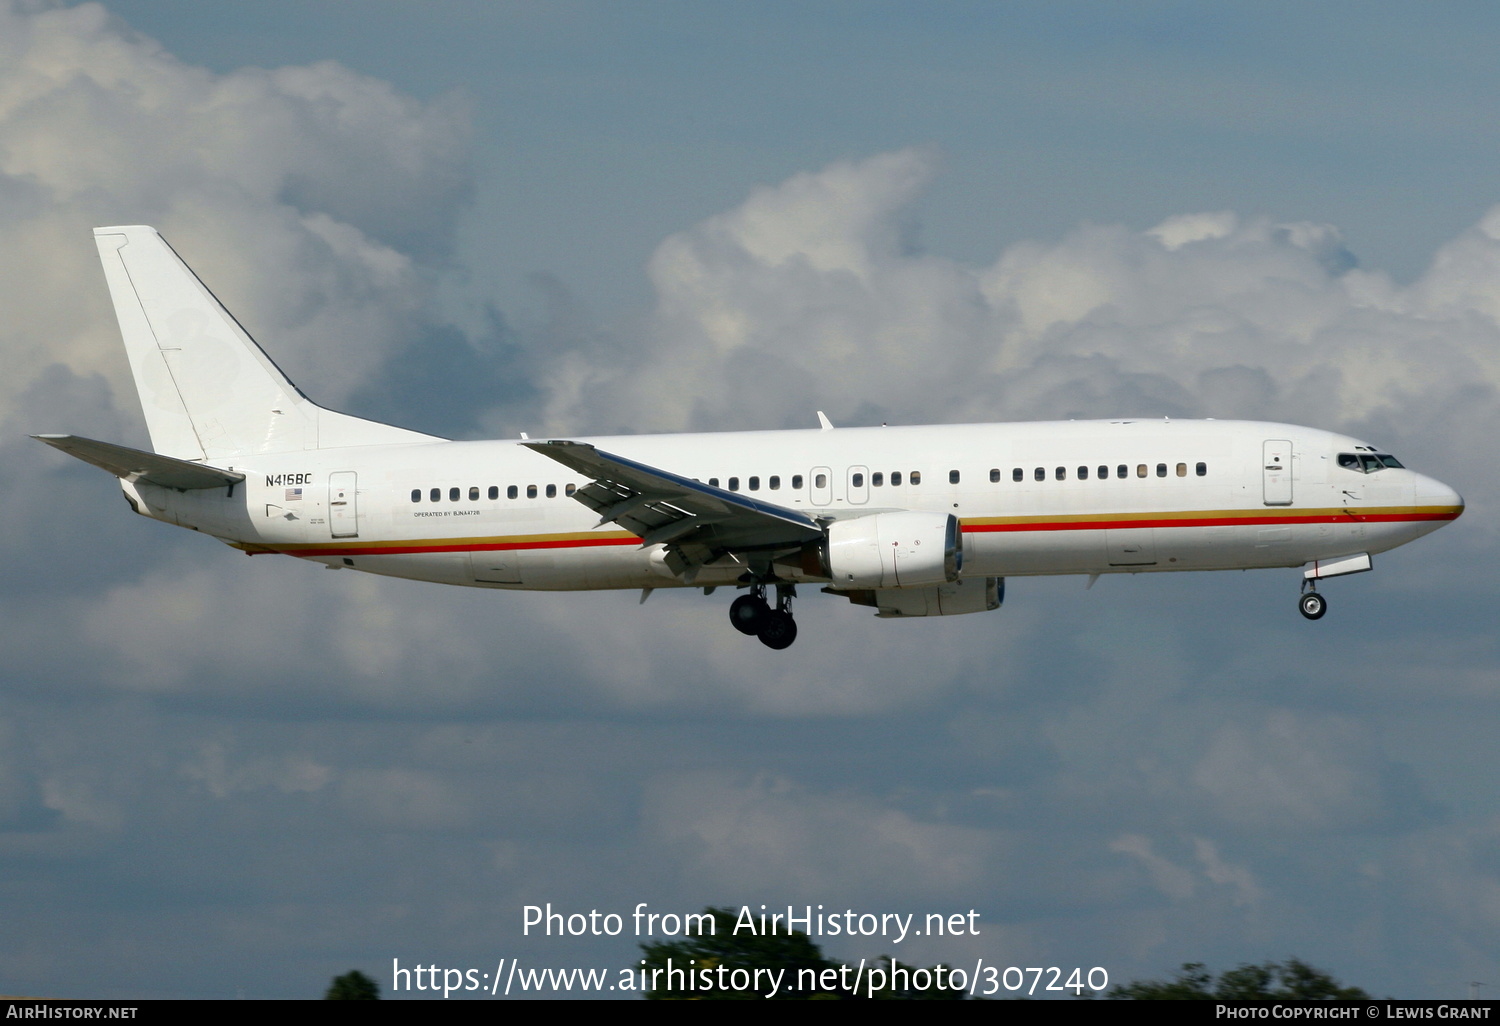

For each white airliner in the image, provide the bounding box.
[36,226,1464,649]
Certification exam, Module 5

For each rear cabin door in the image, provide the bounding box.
[1263,440,1293,506]
[329,471,359,537]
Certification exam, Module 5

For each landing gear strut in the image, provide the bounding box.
[728,581,798,649]
[1298,579,1327,620]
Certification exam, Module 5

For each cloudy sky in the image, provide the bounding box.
[3,0,1498,999]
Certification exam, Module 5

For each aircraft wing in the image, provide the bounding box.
[523,439,824,578]
[33,434,245,491]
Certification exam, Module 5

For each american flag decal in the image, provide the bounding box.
[286,488,303,501]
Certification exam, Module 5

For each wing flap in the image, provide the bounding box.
[33,434,245,491]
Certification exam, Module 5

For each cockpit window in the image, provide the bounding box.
[1338,452,1403,474]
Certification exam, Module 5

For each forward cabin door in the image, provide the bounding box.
[1262,440,1293,506]
[329,471,359,537]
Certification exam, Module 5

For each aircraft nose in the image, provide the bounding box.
[1415,474,1464,521]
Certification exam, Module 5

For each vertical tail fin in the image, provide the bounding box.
[93,226,439,460]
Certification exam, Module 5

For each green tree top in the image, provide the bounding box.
[325,969,380,1000]
[1109,959,1369,1000]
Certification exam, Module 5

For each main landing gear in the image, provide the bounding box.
[1298,580,1327,620]
[729,580,798,649]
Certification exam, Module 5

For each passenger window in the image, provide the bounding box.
[872,472,883,487]
[1078,466,1089,480]
[1012,468,1023,482]
[989,468,1000,483]
[526,484,537,498]
[852,473,864,488]
[1136,465,1147,478]
[488,486,499,500]
[566,483,576,496]
[949,470,960,484]
[815,473,827,488]
[910,471,921,485]
[729,477,740,491]
[1156,463,1167,478]
[1176,463,1187,477]
[891,471,901,486]
[793,474,804,489]
[449,487,460,501]
[507,485,518,499]
[1055,467,1066,481]
[1117,465,1127,479]
[1196,462,1207,477]
[748,476,760,491]
[411,489,421,503]
[1098,466,1108,479]
[709,478,719,487]
[469,486,479,501]
[430,488,440,502]
[546,484,557,498]
[1034,467,1045,482]
[769,476,780,490]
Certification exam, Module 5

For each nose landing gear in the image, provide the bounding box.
[1298,580,1327,620]
[729,580,798,649]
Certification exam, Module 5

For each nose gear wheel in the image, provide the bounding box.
[1298,579,1327,620]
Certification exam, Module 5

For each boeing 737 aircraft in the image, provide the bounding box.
[35,226,1464,649]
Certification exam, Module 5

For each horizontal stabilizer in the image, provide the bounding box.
[32,434,245,491]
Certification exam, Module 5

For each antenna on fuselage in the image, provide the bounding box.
[817,411,834,431]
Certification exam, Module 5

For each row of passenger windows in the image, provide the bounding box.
[709,474,801,491]
[844,471,923,488]
[705,471,925,491]
[410,461,1210,503]
[710,463,1209,490]
[1001,462,1208,482]
[411,483,577,503]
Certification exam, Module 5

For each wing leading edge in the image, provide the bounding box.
[523,439,824,579]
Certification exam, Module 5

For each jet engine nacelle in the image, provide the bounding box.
[823,511,961,589]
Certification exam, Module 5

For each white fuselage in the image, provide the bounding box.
[122,418,1462,594]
